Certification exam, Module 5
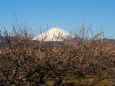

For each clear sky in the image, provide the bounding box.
[0,0,115,38]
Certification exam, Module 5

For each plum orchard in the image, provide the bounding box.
[0,29,115,86]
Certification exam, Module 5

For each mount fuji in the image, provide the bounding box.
[33,27,73,41]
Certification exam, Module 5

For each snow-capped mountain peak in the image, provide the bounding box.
[33,27,71,41]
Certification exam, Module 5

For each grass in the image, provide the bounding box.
[46,73,111,86]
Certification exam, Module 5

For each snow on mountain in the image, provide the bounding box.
[33,27,72,41]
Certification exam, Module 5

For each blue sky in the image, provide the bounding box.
[0,0,115,38]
